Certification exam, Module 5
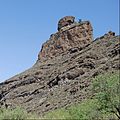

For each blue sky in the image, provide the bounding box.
[0,0,119,82]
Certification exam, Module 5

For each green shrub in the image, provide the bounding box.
[0,107,39,120]
[92,71,120,119]
[44,108,71,119]
[67,99,102,120]
[44,99,102,120]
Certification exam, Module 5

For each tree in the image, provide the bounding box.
[92,72,120,119]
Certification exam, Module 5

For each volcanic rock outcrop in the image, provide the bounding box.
[38,16,93,61]
[0,16,119,116]
[58,16,75,31]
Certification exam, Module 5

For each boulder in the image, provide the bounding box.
[58,16,75,31]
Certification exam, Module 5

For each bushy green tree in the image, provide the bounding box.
[92,72,120,119]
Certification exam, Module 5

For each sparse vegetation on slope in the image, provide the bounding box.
[0,72,119,120]
[0,107,39,120]
[43,71,119,119]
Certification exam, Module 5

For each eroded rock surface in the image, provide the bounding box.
[58,16,75,31]
[38,16,93,62]
[0,16,119,116]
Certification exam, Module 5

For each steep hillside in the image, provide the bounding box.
[43,71,119,119]
[0,16,119,116]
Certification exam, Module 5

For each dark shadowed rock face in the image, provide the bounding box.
[0,16,119,116]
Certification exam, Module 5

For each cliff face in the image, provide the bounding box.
[38,16,93,61]
[0,16,119,116]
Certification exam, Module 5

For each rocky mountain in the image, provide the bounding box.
[0,16,119,116]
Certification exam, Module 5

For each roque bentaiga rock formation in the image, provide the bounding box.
[0,16,119,116]
[38,16,93,61]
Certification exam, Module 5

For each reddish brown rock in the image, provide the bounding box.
[58,16,75,31]
[38,16,93,61]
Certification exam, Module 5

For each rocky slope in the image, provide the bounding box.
[0,16,119,116]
